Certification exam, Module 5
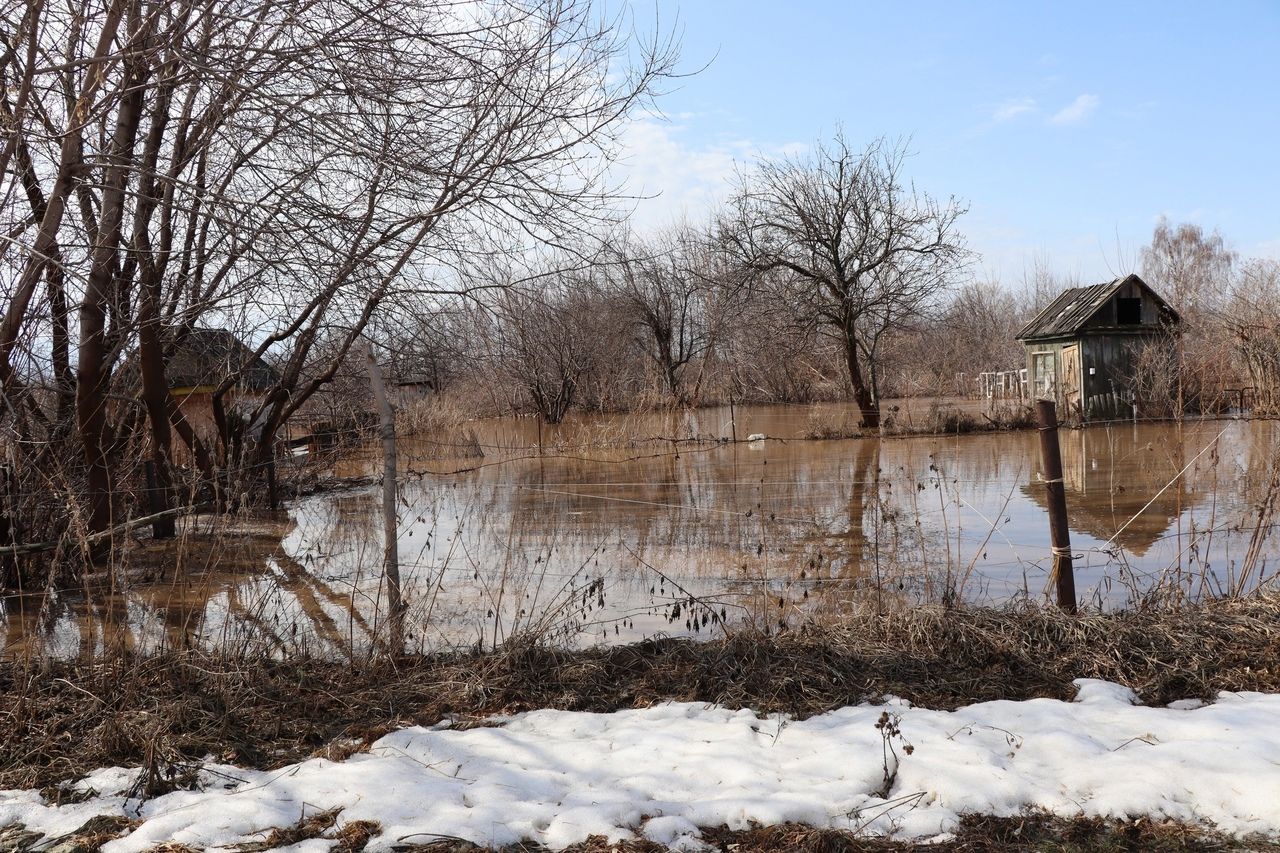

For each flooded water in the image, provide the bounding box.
[4,400,1279,657]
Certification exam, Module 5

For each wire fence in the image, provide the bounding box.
[3,407,1278,658]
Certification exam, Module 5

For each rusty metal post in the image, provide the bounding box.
[1035,399,1077,614]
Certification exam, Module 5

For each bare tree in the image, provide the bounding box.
[721,287,834,403]
[722,135,970,428]
[1142,219,1237,318]
[1229,259,1280,416]
[487,274,601,424]
[890,281,1027,396]
[1140,219,1238,413]
[0,0,677,570]
[604,225,736,405]
[1018,253,1079,314]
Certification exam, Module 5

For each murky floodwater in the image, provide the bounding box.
[5,400,1278,657]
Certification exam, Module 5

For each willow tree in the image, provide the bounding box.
[723,135,970,428]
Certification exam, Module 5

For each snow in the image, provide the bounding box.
[4,679,1280,850]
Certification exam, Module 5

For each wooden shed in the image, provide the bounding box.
[1016,274,1179,421]
[166,328,278,444]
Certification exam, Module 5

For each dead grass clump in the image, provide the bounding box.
[2,815,141,853]
[805,409,863,440]
[236,808,341,851]
[981,402,1036,431]
[924,403,980,434]
[948,812,1277,851]
[5,595,1280,791]
[334,820,382,853]
[0,825,44,852]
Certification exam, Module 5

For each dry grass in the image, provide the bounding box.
[0,815,138,853]
[0,810,381,853]
[235,809,341,852]
[377,815,1280,852]
[711,814,1280,851]
[4,595,1280,792]
[805,401,1036,440]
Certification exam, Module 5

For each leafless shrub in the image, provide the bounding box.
[1229,260,1280,416]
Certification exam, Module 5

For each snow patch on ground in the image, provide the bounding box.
[4,679,1280,850]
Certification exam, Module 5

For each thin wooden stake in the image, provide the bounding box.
[365,342,404,651]
[1035,399,1077,614]
[266,460,278,511]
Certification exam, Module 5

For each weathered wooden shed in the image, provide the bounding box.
[1016,274,1179,421]
[166,328,278,444]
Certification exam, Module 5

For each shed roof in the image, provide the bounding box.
[1016,273,1177,341]
[167,328,278,392]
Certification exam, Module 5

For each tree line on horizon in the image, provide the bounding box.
[366,210,1279,432]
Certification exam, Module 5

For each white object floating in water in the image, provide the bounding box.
[746,433,767,442]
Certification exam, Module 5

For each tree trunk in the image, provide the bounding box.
[841,324,880,429]
[77,37,148,559]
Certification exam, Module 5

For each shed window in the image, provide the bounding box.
[1032,351,1056,397]
[1117,297,1142,325]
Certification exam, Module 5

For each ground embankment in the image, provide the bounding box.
[3,596,1279,791]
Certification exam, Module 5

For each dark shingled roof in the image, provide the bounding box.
[166,328,278,392]
[1016,273,1178,341]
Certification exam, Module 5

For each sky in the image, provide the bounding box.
[615,0,1280,286]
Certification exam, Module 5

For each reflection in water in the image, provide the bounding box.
[4,403,1278,657]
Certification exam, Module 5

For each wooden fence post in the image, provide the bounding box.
[365,342,404,651]
[729,390,737,443]
[1035,399,1077,614]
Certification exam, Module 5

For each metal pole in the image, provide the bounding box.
[1035,399,1077,614]
[365,342,404,651]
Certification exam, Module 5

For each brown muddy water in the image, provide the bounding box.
[4,401,1279,657]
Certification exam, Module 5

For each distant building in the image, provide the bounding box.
[165,328,278,444]
[1016,274,1179,421]
[393,375,436,404]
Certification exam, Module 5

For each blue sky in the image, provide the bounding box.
[617,1,1280,285]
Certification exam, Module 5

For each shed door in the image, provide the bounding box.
[1061,344,1082,414]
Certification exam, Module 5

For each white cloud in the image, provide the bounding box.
[1048,94,1100,125]
[993,98,1036,122]
[1255,238,1280,260]
[612,117,801,232]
